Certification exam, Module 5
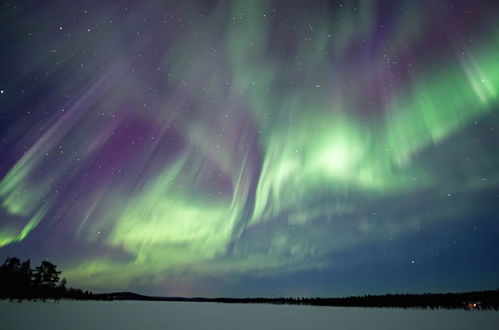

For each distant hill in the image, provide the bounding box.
[92,289,499,310]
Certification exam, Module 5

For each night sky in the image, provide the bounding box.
[1,0,499,298]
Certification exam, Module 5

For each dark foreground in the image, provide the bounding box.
[2,300,499,330]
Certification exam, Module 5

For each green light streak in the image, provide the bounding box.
[1,0,499,291]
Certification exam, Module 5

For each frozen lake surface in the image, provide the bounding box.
[1,300,498,330]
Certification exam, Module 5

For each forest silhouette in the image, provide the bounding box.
[0,257,92,302]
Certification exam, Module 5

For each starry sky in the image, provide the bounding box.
[1,0,499,298]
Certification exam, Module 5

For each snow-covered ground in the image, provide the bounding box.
[1,300,498,330]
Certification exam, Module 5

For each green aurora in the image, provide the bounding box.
[0,0,498,296]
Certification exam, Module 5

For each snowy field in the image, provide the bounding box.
[1,300,498,330]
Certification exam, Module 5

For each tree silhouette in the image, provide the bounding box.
[2,257,21,271]
[58,278,67,291]
[0,257,27,299]
[32,261,61,301]
[56,278,68,300]
[34,261,61,288]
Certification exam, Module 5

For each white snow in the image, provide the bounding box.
[1,300,498,330]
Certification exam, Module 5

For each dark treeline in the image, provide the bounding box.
[95,290,499,310]
[0,257,92,302]
[208,291,499,310]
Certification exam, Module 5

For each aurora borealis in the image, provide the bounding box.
[1,0,499,297]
